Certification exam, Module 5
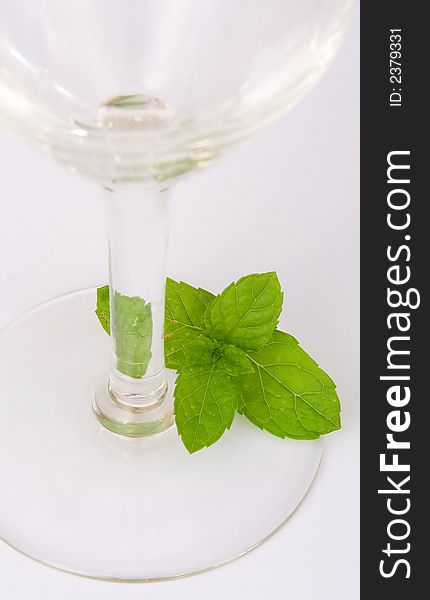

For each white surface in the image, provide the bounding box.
[0,6,359,599]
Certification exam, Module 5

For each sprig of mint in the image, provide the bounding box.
[96,273,341,453]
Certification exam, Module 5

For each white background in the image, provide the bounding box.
[0,6,359,599]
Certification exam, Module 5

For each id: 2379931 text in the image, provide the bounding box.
[390,29,402,107]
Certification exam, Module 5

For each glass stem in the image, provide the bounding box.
[93,184,174,437]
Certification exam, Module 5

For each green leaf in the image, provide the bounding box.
[219,345,255,376]
[113,292,152,378]
[174,360,240,453]
[202,272,283,350]
[164,278,215,370]
[183,336,217,364]
[95,279,214,372]
[240,330,341,439]
[95,276,342,452]
[95,285,110,334]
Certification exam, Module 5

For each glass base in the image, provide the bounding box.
[93,372,175,438]
[0,289,323,582]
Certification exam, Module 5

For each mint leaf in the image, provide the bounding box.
[202,272,283,350]
[114,292,152,378]
[182,340,255,376]
[95,279,214,372]
[164,278,215,370]
[183,336,217,364]
[174,360,240,453]
[219,345,254,376]
[95,285,110,334]
[240,330,341,439]
[95,275,342,452]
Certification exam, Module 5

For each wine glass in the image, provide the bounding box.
[0,0,352,581]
